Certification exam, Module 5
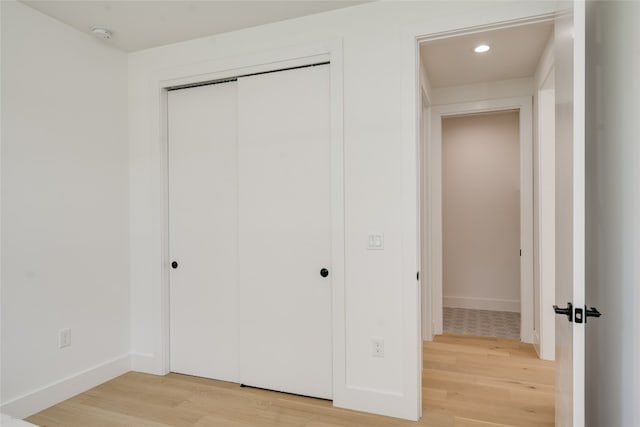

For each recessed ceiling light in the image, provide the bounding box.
[474,44,491,53]
[91,27,112,40]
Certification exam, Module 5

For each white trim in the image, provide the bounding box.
[535,33,556,89]
[144,39,348,412]
[401,31,422,421]
[443,296,521,313]
[571,3,586,424]
[0,414,37,427]
[420,101,433,342]
[130,352,156,373]
[426,96,534,343]
[415,13,557,44]
[0,354,130,419]
[533,329,542,358]
[536,86,556,360]
[533,28,556,362]
[328,40,347,413]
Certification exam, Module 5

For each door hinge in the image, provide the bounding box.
[520,249,522,256]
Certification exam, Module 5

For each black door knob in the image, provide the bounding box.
[171,261,178,269]
[320,268,329,278]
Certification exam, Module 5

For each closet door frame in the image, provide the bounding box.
[150,41,347,403]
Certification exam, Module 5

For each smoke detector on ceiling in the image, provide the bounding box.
[91,27,112,40]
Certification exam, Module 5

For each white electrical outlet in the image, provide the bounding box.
[59,328,71,348]
[372,338,384,357]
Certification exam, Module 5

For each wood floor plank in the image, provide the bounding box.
[26,335,555,427]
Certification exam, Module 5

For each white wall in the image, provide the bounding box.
[442,112,521,311]
[128,1,557,420]
[585,1,640,425]
[0,1,129,418]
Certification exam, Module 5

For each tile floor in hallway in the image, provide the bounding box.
[443,307,521,340]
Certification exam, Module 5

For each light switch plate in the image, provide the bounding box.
[367,233,384,250]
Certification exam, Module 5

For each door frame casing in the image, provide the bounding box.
[425,97,535,343]
[535,85,556,360]
[399,6,559,419]
[148,40,346,405]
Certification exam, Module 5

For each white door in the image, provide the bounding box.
[554,2,586,426]
[168,82,239,382]
[237,65,332,399]
[584,2,639,424]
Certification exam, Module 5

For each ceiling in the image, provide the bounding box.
[22,0,369,52]
[420,22,553,88]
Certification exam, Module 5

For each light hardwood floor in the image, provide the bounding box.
[26,335,555,427]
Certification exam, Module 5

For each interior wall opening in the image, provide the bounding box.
[441,110,521,339]
[417,17,558,424]
[418,19,555,347]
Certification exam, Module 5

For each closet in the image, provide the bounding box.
[168,64,332,399]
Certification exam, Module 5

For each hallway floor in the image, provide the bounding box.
[443,307,521,340]
[26,335,554,427]
[422,334,554,426]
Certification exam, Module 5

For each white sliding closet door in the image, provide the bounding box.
[168,82,239,382]
[238,65,333,399]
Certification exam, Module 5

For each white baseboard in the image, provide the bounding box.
[0,413,37,426]
[0,354,130,420]
[443,296,520,313]
[533,330,541,357]
[130,352,160,374]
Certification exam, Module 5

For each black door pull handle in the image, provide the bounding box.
[171,261,178,269]
[553,302,573,322]
[554,303,602,324]
[320,268,329,278]
[585,306,602,323]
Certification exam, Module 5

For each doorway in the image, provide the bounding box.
[441,110,521,340]
[418,20,553,347]
[416,19,558,425]
[425,97,533,343]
